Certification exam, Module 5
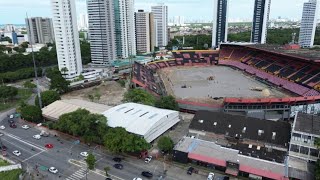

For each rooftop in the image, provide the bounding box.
[190,111,291,146]
[294,112,320,136]
[42,99,111,120]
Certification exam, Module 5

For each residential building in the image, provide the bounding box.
[298,0,319,48]
[114,0,136,58]
[251,0,271,44]
[173,16,185,26]
[212,0,229,48]
[78,13,88,30]
[12,30,18,45]
[51,0,82,79]
[87,0,116,66]
[151,4,168,47]
[25,17,55,44]
[289,112,320,162]
[135,10,155,54]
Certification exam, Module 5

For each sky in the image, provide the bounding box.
[0,0,308,24]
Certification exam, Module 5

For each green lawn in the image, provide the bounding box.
[0,89,32,112]
[0,159,10,167]
[0,169,22,180]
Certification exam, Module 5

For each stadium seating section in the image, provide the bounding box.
[219,45,320,97]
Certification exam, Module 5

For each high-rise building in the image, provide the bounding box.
[212,0,228,48]
[87,0,116,66]
[174,16,185,26]
[4,24,14,32]
[78,13,88,30]
[299,0,319,48]
[151,4,168,47]
[51,0,82,79]
[251,0,271,44]
[135,10,155,54]
[25,17,55,44]
[114,0,136,58]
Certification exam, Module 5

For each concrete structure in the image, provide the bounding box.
[251,0,271,44]
[298,0,319,48]
[114,0,136,58]
[42,99,111,121]
[212,0,229,48]
[151,4,168,47]
[78,13,88,30]
[289,112,320,162]
[51,0,83,79]
[25,17,55,44]
[135,10,155,53]
[102,103,180,142]
[87,0,116,66]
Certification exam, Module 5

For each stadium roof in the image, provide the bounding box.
[293,112,320,136]
[189,111,291,146]
[102,103,180,142]
[42,99,111,120]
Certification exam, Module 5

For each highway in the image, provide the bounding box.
[0,114,208,180]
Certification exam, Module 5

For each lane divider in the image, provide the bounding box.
[2,131,47,151]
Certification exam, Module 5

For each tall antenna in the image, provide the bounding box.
[26,13,43,109]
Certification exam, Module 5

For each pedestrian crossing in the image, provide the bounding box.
[66,167,87,180]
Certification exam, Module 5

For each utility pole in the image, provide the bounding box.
[26,13,42,109]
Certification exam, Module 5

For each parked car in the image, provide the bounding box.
[133,178,142,180]
[33,134,41,140]
[12,150,21,156]
[21,125,30,129]
[45,144,54,149]
[8,119,14,124]
[112,157,122,162]
[113,164,123,170]
[48,167,58,174]
[9,115,14,119]
[144,155,152,163]
[207,172,214,180]
[40,130,49,137]
[187,167,194,175]
[141,171,153,178]
[80,152,89,157]
[0,125,5,130]
[9,123,17,128]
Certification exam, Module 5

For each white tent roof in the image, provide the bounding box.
[102,103,180,142]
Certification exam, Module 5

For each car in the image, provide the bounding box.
[12,150,21,156]
[133,178,142,180]
[9,115,14,119]
[40,130,49,137]
[187,167,194,175]
[207,172,215,180]
[113,163,123,170]
[112,157,122,162]
[105,178,112,180]
[144,155,152,163]
[9,123,17,128]
[0,126,5,130]
[48,167,58,174]
[8,119,14,124]
[33,135,41,140]
[45,144,54,149]
[21,125,30,129]
[141,171,153,178]
[80,152,89,157]
[0,145,7,151]
[0,133,3,137]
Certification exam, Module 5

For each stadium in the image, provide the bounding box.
[132,44,320,120]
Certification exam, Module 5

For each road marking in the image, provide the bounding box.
[2,131,47,151]
[22,150,45,162]
[1,138,35,153]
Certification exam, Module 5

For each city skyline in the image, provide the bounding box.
[0,0,313,24]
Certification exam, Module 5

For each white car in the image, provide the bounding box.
[21,125,30,129]
[48,167,58,174]
[80,152,88,157]
[33,134,41,140]
[133,178,142,180]
[0,126,5,130]
[9,115,14,119]
[144,155,152,163]
[12,150,21,156]
[207,172,215,180]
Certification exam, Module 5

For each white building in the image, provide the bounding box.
[51,0,83,79]
[151,4,168,47]
[251,0,271,44]
[25,17,55,44]
[212,0,229,48]
[135,10,155,53]
[87,0,116,66]
[102,103,180,143]
[78,13,88,30]
[174,16,185,26]
[299,0,319,48]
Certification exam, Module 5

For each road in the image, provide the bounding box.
[0,116,210,180]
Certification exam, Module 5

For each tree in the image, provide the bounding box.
[0,86,18,103]
[157,136,174,152]
[88,94,94,102]
[23,81,36,89]
[316,160,320,180]
[35,90,61,107]
[104,127,150,153]
[5,47,12,53]
[155,95,179,110]
[104,166,110,177]
[47,67,70,93]
[85,153,96,170]
[315,137,320,149]
[123,89,156,106]
[94,92,101,101]
[21,42,29,49]
[1,37,12,43]
[20,105,42,123]
[80,40,91,65]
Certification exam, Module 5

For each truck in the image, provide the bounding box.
[40,130,49,137]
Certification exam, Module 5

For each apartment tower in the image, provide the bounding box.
[251,0,271,44]
[25,17,55,44]
[212,0,228,48]
[151,4,168,47]
[135,10,155,54]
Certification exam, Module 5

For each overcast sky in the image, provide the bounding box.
[0,0,308,24]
